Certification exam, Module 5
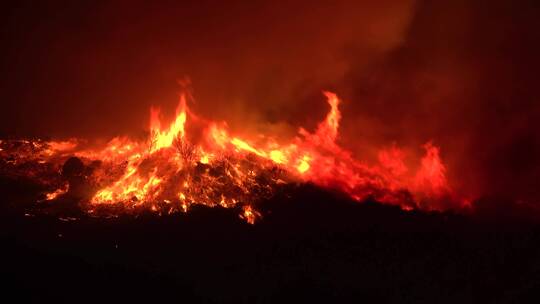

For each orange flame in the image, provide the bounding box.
[1,91,464,222]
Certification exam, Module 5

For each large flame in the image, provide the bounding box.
[0,91,464,223]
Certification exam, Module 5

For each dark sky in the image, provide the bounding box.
[1,0,539,202]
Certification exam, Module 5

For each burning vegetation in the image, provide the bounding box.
[0,91,464,223]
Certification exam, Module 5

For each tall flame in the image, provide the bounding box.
[150,95,187,152]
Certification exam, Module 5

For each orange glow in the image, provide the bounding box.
[44,183,69,201]
[1,91,464,222]
[239,205,261,224]
[150,95,187,152]
[296,155,311,174]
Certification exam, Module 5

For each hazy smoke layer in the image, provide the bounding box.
[0,0,538,202]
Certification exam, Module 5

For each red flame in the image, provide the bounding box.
[0,91,465,223]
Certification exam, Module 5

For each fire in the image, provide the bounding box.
[239,205,261,224]
[44,183,69,201]
[149,95,187,152]
[0,90,464,223]
[415,142,449,196]
[296,155,311,174]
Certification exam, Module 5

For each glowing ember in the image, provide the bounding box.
[239,205,261,224]
[0,91,464,222]
[44,183,69,201]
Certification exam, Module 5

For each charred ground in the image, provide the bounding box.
[1,177,539,303]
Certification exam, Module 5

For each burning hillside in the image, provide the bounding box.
[2,2,540,303]
[0,91,464,223]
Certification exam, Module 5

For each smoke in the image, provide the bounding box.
[335,0,540,203]
[0,0,539,203]
[0,0,415,136]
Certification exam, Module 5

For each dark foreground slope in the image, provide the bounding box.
[1,182,539,303]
